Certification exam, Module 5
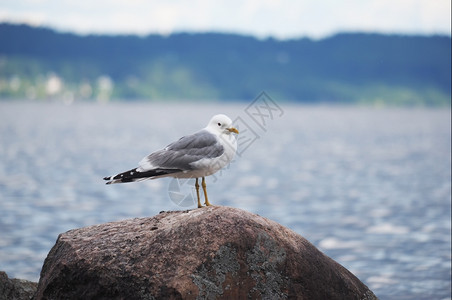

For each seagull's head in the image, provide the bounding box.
[207,114,239,135]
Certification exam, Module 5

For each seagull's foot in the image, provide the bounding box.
[201,177,212,207]
[195,178,203,208]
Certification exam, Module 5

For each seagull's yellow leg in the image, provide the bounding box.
[202,177,212,206]
[195,178,202,208]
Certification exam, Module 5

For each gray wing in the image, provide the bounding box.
[138,130,224,171]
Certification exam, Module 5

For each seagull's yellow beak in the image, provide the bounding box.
[227,127,239,134]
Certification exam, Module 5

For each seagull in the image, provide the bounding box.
[103,114,239,208]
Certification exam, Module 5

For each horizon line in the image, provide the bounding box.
[1,20,451,41]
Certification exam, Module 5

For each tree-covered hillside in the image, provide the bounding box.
[0,23,450,105]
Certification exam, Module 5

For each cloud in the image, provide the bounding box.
[0,0,450,38]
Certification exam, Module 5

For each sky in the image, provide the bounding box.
[0,0,450,39]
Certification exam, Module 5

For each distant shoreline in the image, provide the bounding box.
[1,23,451,106]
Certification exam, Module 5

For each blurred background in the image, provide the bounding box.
[0,1,451,299]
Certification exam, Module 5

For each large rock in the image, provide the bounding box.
[0,271,37,300]
[34,206,377,299]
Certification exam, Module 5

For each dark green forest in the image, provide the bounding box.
[0,23,450,105]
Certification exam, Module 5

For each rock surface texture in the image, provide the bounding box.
[35,206,377,299]
[0,271,37,300]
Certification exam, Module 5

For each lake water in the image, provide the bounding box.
[0,101,450,299]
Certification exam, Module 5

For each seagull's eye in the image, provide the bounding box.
[217,123,221,126]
